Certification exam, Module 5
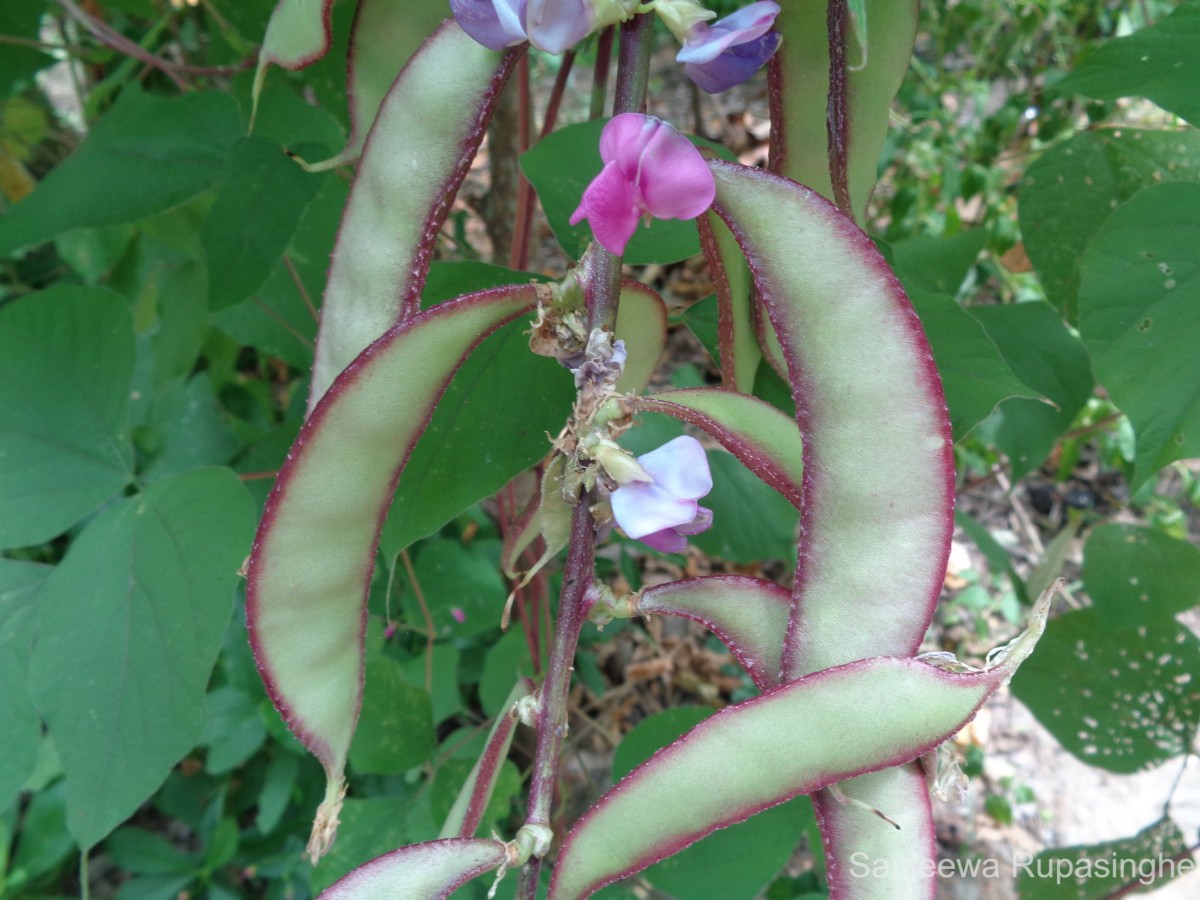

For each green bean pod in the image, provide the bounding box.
[246,285,539,859]
[308,22,520,412]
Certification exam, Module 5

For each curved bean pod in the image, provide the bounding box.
[549,593,1048,900]
[308,22,520,412]
[708,160,954,681]
[634,387,804,510]
[637,576,790,691]
[769,1,920,222]
[320,837,507,899]
[710,157,954,899]
[246,285,539,858]
[440,678,535,839]
[302,0,450,172]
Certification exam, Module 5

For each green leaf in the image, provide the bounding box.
[1059,1,1200,125]
[692,451,798,564]
[597,708,812,900]
[399,642,463,724]
[1017,817,1188,899]
[28,468,256,849]
[8,780,74,885]
[106,827,197,875]
[1077,181,1200,487]
[134,374,241,482]
[379,316,573,556]
[255,752,300,834]
[970,302,1094,481]
[480,628,543,719]
[243,80,347,152]
[0,559,49,812]
[954,509,1029,604]
[521,119,703,265]
[1082,524,1200,628]
[348,657,435,774]
[1013,526,1200,773]
[680,292,721,367]
[910,291,1041,441]
[405,540,507,640]
[0,285,134,548]
[888,230,987,297]
[0,1,54,94]
[202,136,323,308]
[146,261,211,388]
[1019,128,1200,319]
[201,687,268,775]
[212,175,347,370]
[0,89,241,255]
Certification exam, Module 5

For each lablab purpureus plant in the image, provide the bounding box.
[569,113,715,255]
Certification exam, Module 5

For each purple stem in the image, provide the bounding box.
[58,0,189,92]
[588,26,614,120]
[515,506,595,900]
[514,20,656,898]
[584,13,655,334]
[612,13,652,117]
[541,49,576,139]
[826,0,852,215]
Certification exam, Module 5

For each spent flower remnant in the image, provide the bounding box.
[569,113,715,256]
[610,436,713,553]
[675,1,781,93]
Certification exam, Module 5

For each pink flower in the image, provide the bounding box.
[610,436,713,553]
[569,113,716,256]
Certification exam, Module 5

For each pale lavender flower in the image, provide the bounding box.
[450,0,528,50]
[450,0,601,53]
[610,436,713,553]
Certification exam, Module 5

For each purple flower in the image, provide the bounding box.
[527,0,593,53]
[610,436,713,554]
[569,113,716,256]
[676,1,781,94]
[450,0,528,50]
[450,0,597,53]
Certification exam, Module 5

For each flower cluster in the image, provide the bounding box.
[451,0,780,93]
